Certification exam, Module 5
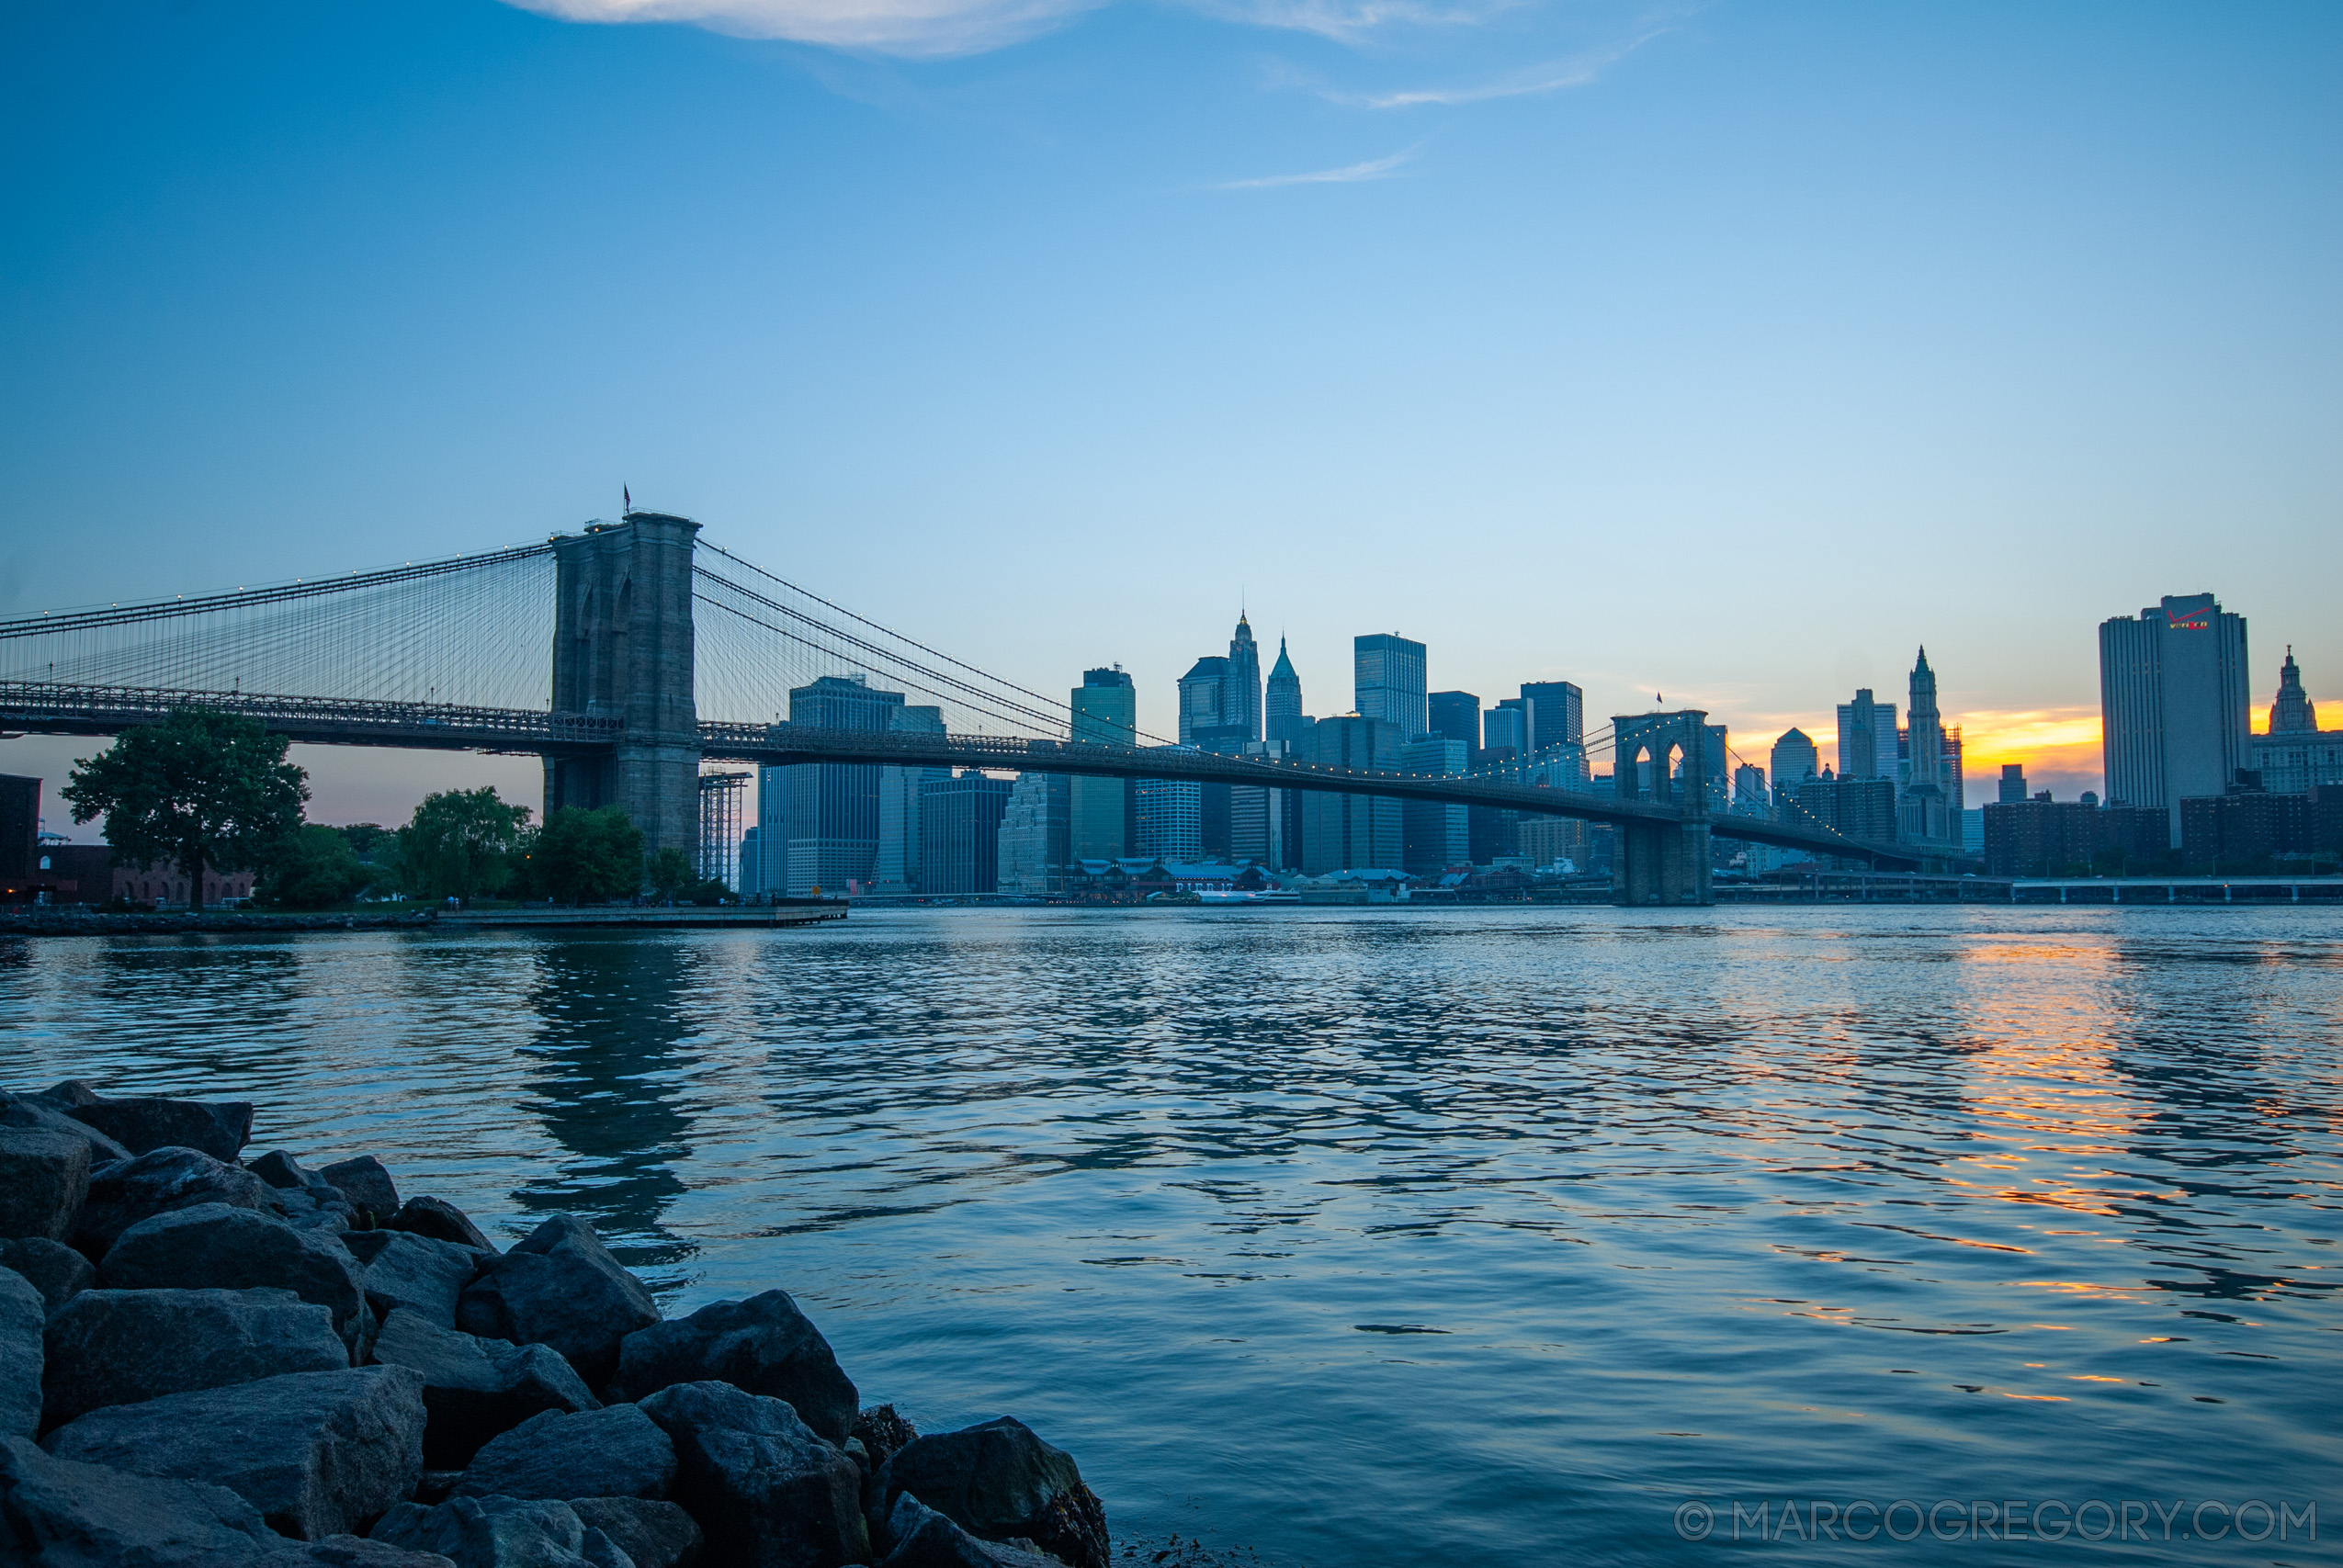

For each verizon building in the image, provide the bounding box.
[2099,592,2251,846]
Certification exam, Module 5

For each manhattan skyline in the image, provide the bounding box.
[3,2,2337,825]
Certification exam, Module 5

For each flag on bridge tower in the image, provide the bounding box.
[623,484,632,515]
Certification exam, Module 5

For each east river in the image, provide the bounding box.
[6,906,2339,1564]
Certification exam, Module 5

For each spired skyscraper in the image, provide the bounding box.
[2248,649,2343,794]
[2100,592,2250,846]
[1896,648,1962,845]
[1265,637,1307,745]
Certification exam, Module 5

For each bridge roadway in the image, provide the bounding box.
[2,681,1945,871]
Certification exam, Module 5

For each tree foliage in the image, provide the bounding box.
[255,825,371,909]
[646,847,697,903]
[62,708,307,910]
[515,807,643,904]
[398,787,529,904]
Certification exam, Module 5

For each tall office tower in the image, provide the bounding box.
[1732,763,1769,813]
[1897,648,1954,843]
[1484,701,1527,755]
[2100,592,2250,844]
[1519,682,1585,753]
[873,705,946,895]
[1835,689,1897,781]
[753,768,788,893]
[1178,656,1230,744]
[1225,615,1263,743]
[1300,716,1403,873]
[995,773,1070,896]
[918,772,1013,895]
[1354,634,1429,737]
[1429,692,1481,750]
[783,674,906,895]
[1398,735,1470,874]
[1070,668,1137,861]
[1136,773,1203,863]
[1998,763,2028,802]
[1265,638,1307,745]
[1771,728,1819,793]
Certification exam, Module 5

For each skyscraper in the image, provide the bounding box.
[1429,691,1481,750]
[1835,690,1896,781]
[2100,592,2250,844]
[1265,637,1307,745]
[1225,614,1262,744]
[1136,773,1203,863]
[1519,681,1584,753]
[1770,728,1818,799]
[873,704,946,895]
[2249,650,2343,794]
[995,772,1070,896]
[1177,656,1230,744]
[1484,701,1527,755]
[1354,634,1428,737]
[1896,648,1956,844]
[1398,734,1469,874]
[1301,716,1403,874]
[1070,668,1136,861]
[783,673,904,895]
[918,772,1012,895]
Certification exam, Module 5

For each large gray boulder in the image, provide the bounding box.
[370,1310,598,1469]
[0,1090,132,1165]
[42,1365,427,1540]
[876,1417,1107,1568]
[877,1495,1069,1568]
[0,1433,285,1566]
[615,1291,856,1445]
[389,1196,499,1255]
[369,1495,634,1567]
[279,1538,463,1566]
[454,1404,675,1503]
[638,1380,865,1568]
[354,1232,489,1328]
[318,1157,401,1222]
[101,1201,368,1345]
[75,1145,277,1258]
[0,1268,40,1439]
[457,1215,657,1386]
[250,1151,361,1232]
[0,1129,92,1244]
[0,1237,96,1314]
[568,1497,703,1568]
[41,1286,349,1429]
[36,1079,254,1162]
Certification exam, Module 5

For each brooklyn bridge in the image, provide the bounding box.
[0,512,1958,905]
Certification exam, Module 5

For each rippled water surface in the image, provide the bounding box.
[6,906,2340,1564]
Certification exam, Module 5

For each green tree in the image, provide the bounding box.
[516,807,643,904]
[398,787,529,905]
[255,825,369,909]
[62,707,307,911]
[646,847,696,903]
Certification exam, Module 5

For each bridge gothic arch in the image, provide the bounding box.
[1609,710,1714,906]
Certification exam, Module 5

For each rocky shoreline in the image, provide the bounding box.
[0,1079,1111,1567]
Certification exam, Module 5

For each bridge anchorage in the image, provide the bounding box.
[0,512,1956,906]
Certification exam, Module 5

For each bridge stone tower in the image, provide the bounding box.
[1611,709,1715,907]
[546,513,701,865]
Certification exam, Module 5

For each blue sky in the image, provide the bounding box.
[4,1,2337,823]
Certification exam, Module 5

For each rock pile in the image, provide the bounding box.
[0,1080,1112,1568]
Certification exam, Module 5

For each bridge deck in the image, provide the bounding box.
[0,682,1946,871]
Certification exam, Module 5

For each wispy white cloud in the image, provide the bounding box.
[501,0,1105,60]
[1213,145,1420,189]
[1339,28,1668,107]
[1175,0,1522,46]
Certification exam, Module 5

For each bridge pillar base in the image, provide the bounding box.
[1613,819,1715,907]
